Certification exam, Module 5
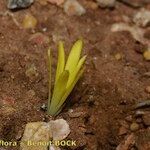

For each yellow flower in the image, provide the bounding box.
[47,40,86,116]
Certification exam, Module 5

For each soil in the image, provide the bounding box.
[0,0,150,150]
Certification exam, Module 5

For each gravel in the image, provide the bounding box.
[7,0,34,9]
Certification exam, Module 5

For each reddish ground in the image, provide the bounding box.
[0,0,150,150]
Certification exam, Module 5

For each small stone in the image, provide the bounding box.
[111,23,145,44]
[40,103,47,111]
[125,115,133,122]
[143,72,150,77]
[96,0,116,8]
[37,0,48,6]
[22,14,37,29]
[86,1,98,10]
[143,50,150,61]
[47,0,64,6]
[119,0,148,8]
[68,108,87,118]
[118,126,128,135]
[7,0,34,9]
[64,0,86,16]
[145,86,150,93]
[116,134,135,150]
[20,122,51,150]
[49,119,70,140]
[130,122,139,131]
[135,110,145,117]
[133,9,150,27]
[142,113,150,126]
[114,53,122,60]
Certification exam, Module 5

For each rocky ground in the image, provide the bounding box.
[0,0,150,150]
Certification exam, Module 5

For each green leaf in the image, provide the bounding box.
[55,41,65,83]
[48,70,69,115]
[55,68,84,113]
[65,40,83,74]
[47,48,52,111]
[67,55,86,88]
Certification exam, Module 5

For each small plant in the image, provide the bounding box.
[47,40,86,116]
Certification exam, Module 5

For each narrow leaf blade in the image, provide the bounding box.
[55,68,84,113]
[65,40,83,73]
[48,70,69,115]
[55,41,65,83]
[67,55,86,88]
[47,48,52,111]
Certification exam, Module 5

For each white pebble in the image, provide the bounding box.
[96,0,116,8]
[64,0,86,16]
[133,8,150,27]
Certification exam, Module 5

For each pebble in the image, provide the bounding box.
[133,9,150,27]
[118,126,128,135]
[116,134,135,150]
[143,50,150,61]
[68,110,85,118]
[119,0,149,8]
[143,72,150,77]
[86,1,98,10]
[37,0,48,6]
[135,110,145,117]
[64,0,86,16]
[47,0,64,6]
[22,14,37,29]
[96,0,116,8]
[111,23,149,48]
[20,119,70,150]
[130,122,139,131]
[20,122,51,150]
[142,113,150,126]
[50,119,70,140]
[114,53,122,60]
[125,115,133,122]
[40,103,47,111]
[7,0,34,9]
[145,86,150,93]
